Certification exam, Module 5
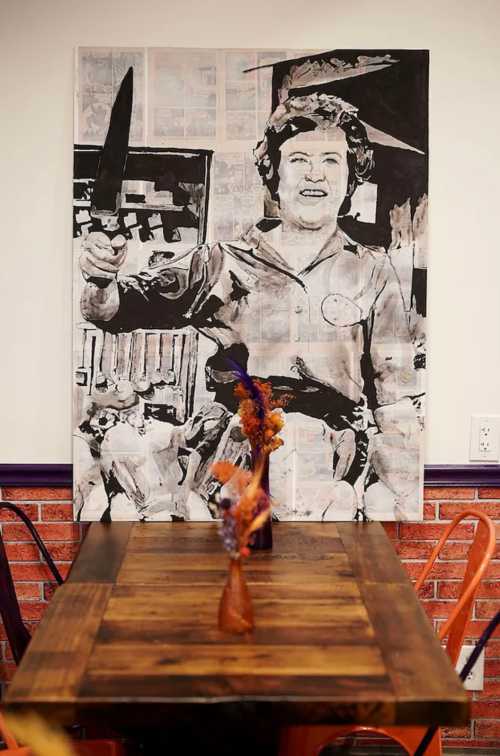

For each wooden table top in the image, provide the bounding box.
[5,522,468,729]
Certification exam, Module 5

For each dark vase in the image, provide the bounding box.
[250,452,273,551]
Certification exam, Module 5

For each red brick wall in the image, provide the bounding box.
[387,487,500,750]
[0,484,499,749]
[0,487,80,683]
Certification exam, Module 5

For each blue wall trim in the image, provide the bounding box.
[1,464,500,488]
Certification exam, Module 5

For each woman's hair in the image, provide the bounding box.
[254,92,374,216]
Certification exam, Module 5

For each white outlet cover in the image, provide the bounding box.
[457,644,484,691]
[470,415,500,462]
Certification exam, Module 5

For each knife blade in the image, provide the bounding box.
[91,65,133,222]
[87,66,133,287]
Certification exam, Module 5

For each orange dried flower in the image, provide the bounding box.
[235,380,287,455]
[213,373,287,558]
[212,461,250,488]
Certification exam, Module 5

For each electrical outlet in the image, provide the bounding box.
[457,644,484,691]
[470,415,500,461]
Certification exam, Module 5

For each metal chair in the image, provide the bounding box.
[0,502,63,664]
[278,509,497,756]
[0,503,125,756]
[415,609,500,755]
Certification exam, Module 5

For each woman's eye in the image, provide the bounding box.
[289,156,308,164]
[324,157,339,165]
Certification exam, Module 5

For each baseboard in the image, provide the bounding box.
[0,464,73,487]
[424,464,500,486]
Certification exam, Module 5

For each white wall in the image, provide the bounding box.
[1,0,499,464]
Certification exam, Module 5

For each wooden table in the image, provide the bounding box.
[5,522,468,735]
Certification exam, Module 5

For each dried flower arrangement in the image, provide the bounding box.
[211,363,286,633]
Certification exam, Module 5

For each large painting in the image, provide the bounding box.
[73,48,428,522]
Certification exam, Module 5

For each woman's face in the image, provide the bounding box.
[277,125,349,231]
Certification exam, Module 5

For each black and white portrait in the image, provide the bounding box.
[73,48,428,522]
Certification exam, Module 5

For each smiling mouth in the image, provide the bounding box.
[299,188,328,198]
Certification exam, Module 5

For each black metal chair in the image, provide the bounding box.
[0,502,63,664]
[0,504,130,753]
[415,609,500,756]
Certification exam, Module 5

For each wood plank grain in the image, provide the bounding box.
[127,522,343,557]
[96,619,373,646]
[95,580,375,645]
[5,521,469,729]
[86,642,386,678]
[338,523,469,724]
[67,522,132,583]
[129,521,337,544]
[125,535,346,558]
[6,583,111,703]
[104,583,370,621]
[108,581,363,604]
[117,553,353,586]
[120,522,351,584]
[358,581,468,723]
[337,522,410,584]
[102,599,368,627]
[79,672,394,705]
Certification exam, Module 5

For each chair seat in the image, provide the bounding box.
[279,724,442,756]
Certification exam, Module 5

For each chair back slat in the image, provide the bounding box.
[442,514,496,664]
[0,502,64,665]
[416,508,496,666]
[0,533,31,664]
[0,503,63,586]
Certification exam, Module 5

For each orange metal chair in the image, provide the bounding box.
[279,509,497,756]
[0,712,125,755]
